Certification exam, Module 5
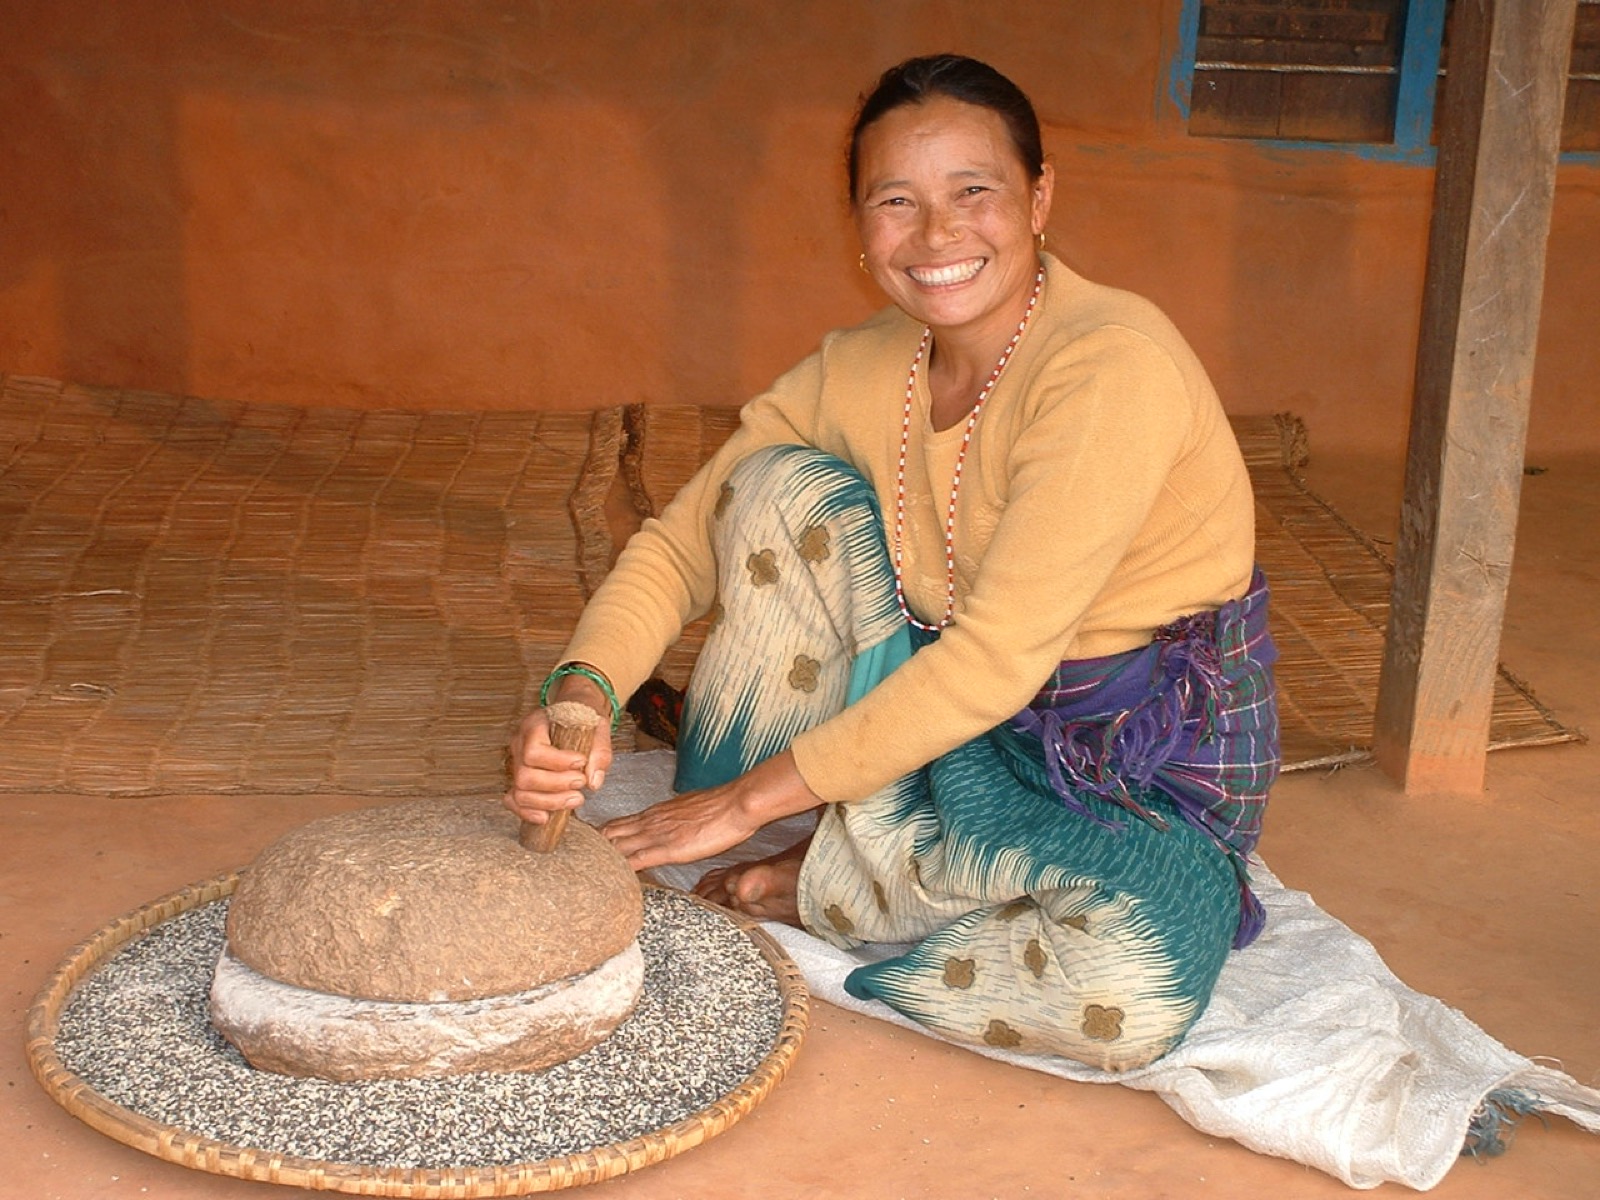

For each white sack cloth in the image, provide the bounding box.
[587,751,1600,1190]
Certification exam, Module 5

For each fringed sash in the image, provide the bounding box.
[1006,569,1279,947]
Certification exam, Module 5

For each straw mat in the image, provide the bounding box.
[0,376,1577,797]
[0,375,611,795]
[611,403,1581,772]
[1239,414,1580,767]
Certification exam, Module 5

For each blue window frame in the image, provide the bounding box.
[1169,0,1599,164]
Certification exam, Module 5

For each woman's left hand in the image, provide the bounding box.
[602,749,822,872]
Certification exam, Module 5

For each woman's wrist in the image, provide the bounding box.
[540,661,622,728]
[548,674,611,725]
[740,750,824,826]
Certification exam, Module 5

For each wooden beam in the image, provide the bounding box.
[1374,0,1578,793]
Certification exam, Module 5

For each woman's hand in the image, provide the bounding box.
[502,676,614,825]
[602,749,822,872]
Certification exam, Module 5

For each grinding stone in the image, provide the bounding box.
[224,797,643,1003]
[209,937,645,1081]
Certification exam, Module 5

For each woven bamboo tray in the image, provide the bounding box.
[25,873,810,1196]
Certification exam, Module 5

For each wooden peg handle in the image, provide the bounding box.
[519,701,602,853]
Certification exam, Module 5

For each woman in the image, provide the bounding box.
[507,54,1278,1071]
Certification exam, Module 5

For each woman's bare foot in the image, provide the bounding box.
[693,837,811,925]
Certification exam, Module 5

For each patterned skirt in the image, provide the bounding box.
[673,445,1274,1071]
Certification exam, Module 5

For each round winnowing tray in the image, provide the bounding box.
[26,873,809,1196]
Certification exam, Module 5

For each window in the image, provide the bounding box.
[1189,0,1412,143]
[1567,0,1600,150]
[1175,0,1600,158]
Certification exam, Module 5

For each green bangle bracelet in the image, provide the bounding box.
[539,662,622,729]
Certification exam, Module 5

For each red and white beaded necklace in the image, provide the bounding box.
[891,265,1045,632]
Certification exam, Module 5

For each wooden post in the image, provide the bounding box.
[1374,0,1578,793]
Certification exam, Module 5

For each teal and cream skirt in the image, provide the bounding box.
[673,445,1251,1071]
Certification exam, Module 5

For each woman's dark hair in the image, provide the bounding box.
[847,54,1044,202]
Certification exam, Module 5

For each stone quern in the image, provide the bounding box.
[210,796,644,1081]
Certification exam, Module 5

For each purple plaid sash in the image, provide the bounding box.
[1006,569,1279,947]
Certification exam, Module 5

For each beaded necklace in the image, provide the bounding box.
[891,265,1044,632]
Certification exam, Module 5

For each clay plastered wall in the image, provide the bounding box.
[1,0,1596,455]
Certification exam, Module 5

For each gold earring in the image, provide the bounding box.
[1037,232,1047,251]
[858,253,869,274]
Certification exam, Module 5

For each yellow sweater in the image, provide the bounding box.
[562,255,1256,804]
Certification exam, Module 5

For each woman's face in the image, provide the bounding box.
[854,95,1053,345]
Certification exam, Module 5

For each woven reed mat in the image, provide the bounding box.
[0,375,621,795]
[0,376,1578,796]
[611,403,1581,772]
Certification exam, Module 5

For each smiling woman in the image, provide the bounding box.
[852,75,1053,427]
[506,54,1281,1072]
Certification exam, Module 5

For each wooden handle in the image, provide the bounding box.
[523,809,571,854]
[519,701,602,853]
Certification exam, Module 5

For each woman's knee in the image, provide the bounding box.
[1028,887,1227,1066]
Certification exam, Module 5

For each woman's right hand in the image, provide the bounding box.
[502,676,614,825]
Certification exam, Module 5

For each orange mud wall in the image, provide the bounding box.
[2,0,1596,456]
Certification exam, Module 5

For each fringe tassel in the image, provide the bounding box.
[1461,1088,1546,1160]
